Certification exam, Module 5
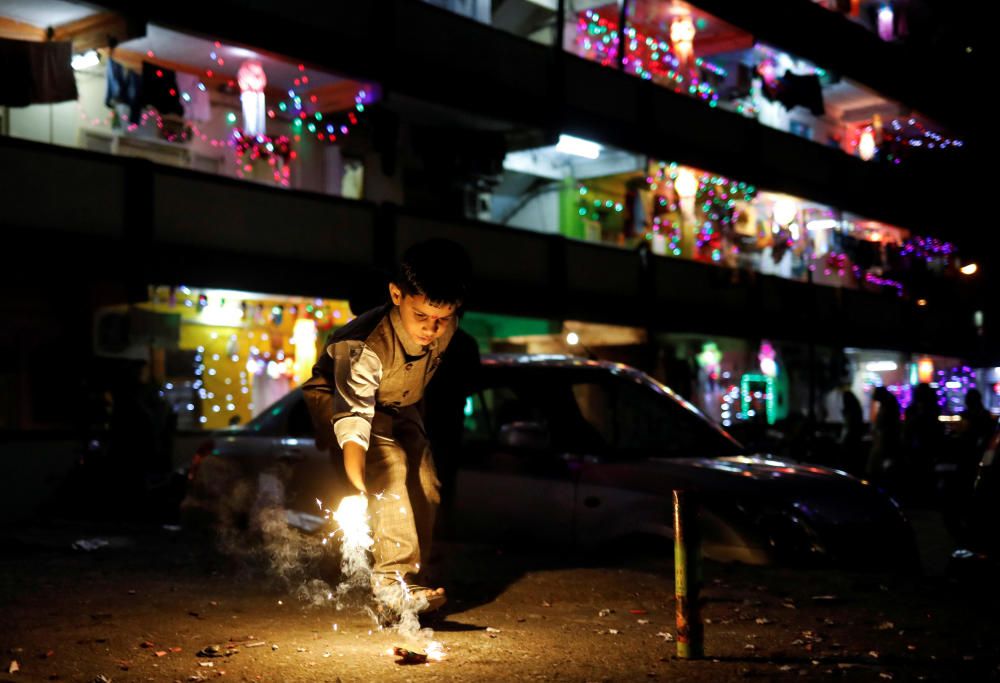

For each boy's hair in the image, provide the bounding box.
[395,239,471,306]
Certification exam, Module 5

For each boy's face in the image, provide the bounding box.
[389,283,456,347]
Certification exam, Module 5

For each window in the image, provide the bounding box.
[287,396,317,437]
[613,379,742,457]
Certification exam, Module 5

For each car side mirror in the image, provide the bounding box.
[498,420,551,450]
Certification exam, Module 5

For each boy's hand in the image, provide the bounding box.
[342,441,368,494]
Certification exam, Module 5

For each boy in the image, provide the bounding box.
[302,239,470,618]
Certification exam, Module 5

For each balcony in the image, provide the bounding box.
[1,134,988,363]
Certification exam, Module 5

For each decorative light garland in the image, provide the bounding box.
[576,10,722,106]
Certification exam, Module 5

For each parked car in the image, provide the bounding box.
[181,354,919,569]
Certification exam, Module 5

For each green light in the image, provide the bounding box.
[293,118,302,127]
[579,187,588,195]
[226,112,237,124]
[356,103,365,112]
[578,208,587,216]
[740,374,777,426]
[307,123,316,133]
[278,102,287,112]
[464,396,474,417]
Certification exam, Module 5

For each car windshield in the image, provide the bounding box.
[238,390,298,435]
[471,366,744,459]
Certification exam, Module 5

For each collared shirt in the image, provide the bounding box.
[301,303,456,451]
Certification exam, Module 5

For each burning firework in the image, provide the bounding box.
[318,493,446,662]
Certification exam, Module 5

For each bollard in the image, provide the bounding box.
[673,489,703,659]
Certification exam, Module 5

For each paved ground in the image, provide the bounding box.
[2,515,999,683]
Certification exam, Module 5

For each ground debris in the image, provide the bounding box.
[608,629,620,635]
[486,627,501,633]
[598,608,614,617]
[8,660,19,674]
[92,676,111,683]
[244,642,266,648]
[755,617,773,625]
[637,619,650,625]
[392,646,427,664]
[876,621,895,631]
[656,632,674,642]
[72,538,109,551]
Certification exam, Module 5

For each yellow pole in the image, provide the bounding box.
[673,489,703,658]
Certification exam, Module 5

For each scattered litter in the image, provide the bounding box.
[868,651,880,659]
[877,621,895,631]
[637,619,650,625]
[392,646,427,664]
[198,662,215,668]
[271,644,278,651]
[755,617,773,625]
[608,629,620,635]
[296,648,307,653]
[72,538,109,551]
[197,646,224,658]
[782,600,798,609]
[140,641,155,649]
[244,642,266,649]
[92,676,110,683]
[323,652,331,658]
[598,608,614,617]
[907,645,918,652]
[779,665,794,672]
[656,632,674,642]
[169,647,182,653]
[811,595,839,602]
[541,601,552,607]
[629,609,647,615]
[823,618,836,626]
[744,644,757,651]
[8,660,19,674]
[486,627,501,634]
[879,674,894,680]
[188,675,207,682]
[154,651,167,657]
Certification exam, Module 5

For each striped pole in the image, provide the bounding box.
[673,489,703,659]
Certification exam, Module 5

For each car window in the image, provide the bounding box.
[472,372,610,453]
[287,396,317,437]
[614,378,741,457]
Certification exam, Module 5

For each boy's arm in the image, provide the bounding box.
[302,340,382,491]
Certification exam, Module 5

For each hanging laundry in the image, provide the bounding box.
[760,71,825,116]
[0,38,33,106]
[0,37,77,106]
[105,58,143,124]
[141,60,183,116]
[28,39,77,103]
[176,72,211,122]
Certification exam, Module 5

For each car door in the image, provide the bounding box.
[276,392,348,525]
[453,369,583,546]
